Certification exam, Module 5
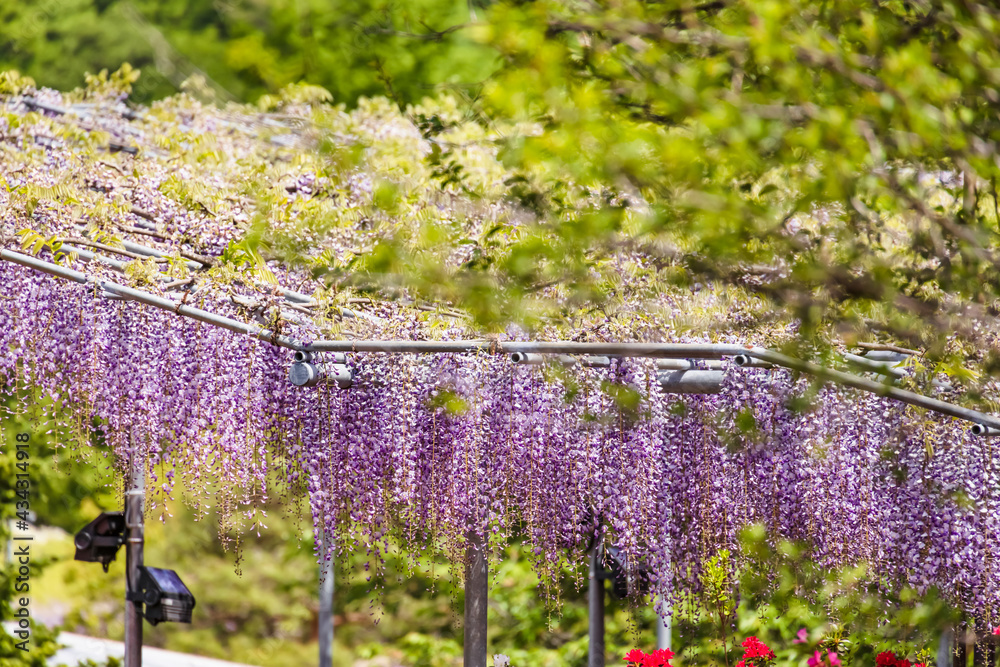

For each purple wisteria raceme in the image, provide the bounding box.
[0,262,997,621]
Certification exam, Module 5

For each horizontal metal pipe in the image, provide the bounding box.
[1,248,90,284]
[657,359,694,371]
[119,239,203,270]
[307,340,746,358]
[0,249,305,351]
[843,352,905,378]
[100,282,304,351]
[742,348,1000,430]
[22,97,70,116]
[75,230,333,313]
[970,424,1000,437]
[61,244,129,272]
[656,359,724,370]
[282,289,316,305]
[658,370,725,394]
[843,352,953,391]
[4,250,999,429]
[733,354,773,369]
[859,350,911,362]
[513,352,604,367]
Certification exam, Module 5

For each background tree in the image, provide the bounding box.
[0,0,495,104]
[357,0,1000,379]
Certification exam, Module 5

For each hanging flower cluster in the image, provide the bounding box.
[1,82,999,624]
[1,261,998,621]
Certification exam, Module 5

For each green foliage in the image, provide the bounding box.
[0,71,35,96]
[83,63,141,98]
[0,0,496,105]
[0,403,114,666]
[364,0,1000,358]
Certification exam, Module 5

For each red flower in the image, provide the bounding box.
[994,626,1000,636]
[647,648,675,666]
[624,649,648,666]
[739,636,776,664]
[876,652,899,667]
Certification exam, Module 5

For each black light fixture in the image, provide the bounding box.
[139,566,196,625]
[74,511,125,572]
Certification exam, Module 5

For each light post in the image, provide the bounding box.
[73,458,195,667]
[123,462,144,667]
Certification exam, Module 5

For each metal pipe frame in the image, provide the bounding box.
[319,529,334,667]
[658,370,726,394]
[124,461,144,667]
[1,248,302,351]
[588,546,605,667]
[464,531,488,667]
[4,248,1000,430]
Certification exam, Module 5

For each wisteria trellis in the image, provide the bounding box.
[1,262,997,620]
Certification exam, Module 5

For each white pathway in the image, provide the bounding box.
[48,632,259,667]
[50,633,262,667]
[2,624,258,667]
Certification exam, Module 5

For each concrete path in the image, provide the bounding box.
[49,632,260,667]
[3,622,261,666]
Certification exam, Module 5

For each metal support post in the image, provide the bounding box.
[589,547,605,667]
[319,529,334,667]
[656,598,672,652]
[124,461,144,667]
[937,629,953,667]
[464,531,488,667]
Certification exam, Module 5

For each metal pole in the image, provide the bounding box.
[319,530,334,667]
[589,547,605,667]
[124,460,144,667]
[937,629,953,667]
[464,531,488,667]
[656,599,671,652]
